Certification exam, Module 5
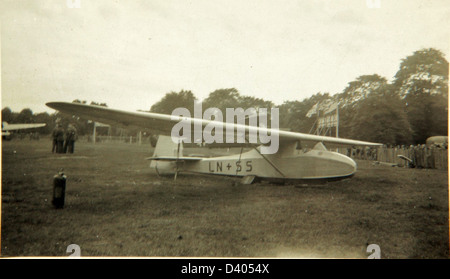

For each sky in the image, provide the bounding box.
[1,0,449,114]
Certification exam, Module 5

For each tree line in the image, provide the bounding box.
[2,48,448,145]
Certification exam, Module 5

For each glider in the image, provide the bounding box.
[2,122,46,139]
[46,102,382,183]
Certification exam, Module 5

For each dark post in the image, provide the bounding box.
[52,170,67,209]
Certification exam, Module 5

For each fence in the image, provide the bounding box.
[339,146,448,170]
[78,135,155,145]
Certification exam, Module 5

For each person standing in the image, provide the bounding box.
[56,124,65,153]
[64,124,78,154]
[51,126,58,153]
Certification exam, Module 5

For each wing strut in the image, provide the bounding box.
[244,137,286,178]
[174,140,181,181]
[235,147,244,176]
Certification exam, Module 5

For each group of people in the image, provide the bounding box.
[52,123,78,154]
[395,144,447,169]
[348,144,448,170]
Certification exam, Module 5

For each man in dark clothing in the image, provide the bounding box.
[64,124,78,153]
[55,124,65,153]
[51,126,58,153]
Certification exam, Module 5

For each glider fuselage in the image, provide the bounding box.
[185,149,356,180]
[152,140,357,181]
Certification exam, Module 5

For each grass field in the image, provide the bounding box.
[1,139,449,258]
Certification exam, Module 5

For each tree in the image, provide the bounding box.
[150,90,197,115]
[202,88,275,128]
[339,74,388,107]
[15,108,34,123]
[2,107,14,123]
[348,85,412,145]
[393,48,448,97]
[279,93,331,133]
[238,95,274,111]
[33,112,53,134]
[336,74,388,138]
[202,88,241,112]
[393,48,449,144]
[203,88,274,112]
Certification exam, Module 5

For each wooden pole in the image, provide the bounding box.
[93,122,96,144]
[336,104,339,138]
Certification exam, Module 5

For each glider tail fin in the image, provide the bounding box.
[152,135,183,158]
[149,135,183,176]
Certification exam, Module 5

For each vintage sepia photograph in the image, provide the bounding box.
[1,0,449,261]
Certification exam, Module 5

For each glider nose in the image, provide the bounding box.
[302,149,357,179]
[334,152,357,176]
[328,152,357,177]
